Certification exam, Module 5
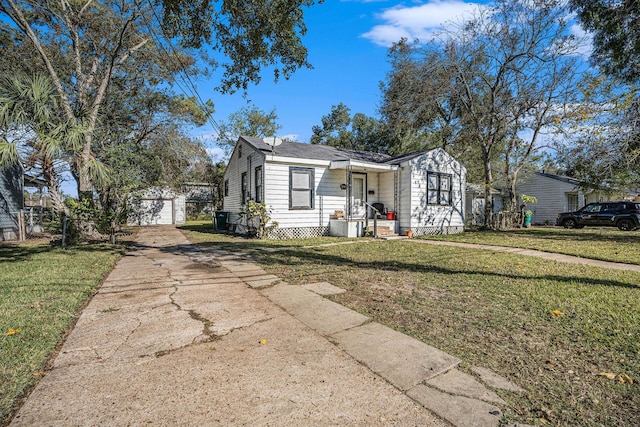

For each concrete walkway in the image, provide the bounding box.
[10,227,528,427]
[412,239,640,272]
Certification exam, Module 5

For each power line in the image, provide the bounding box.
[137,0,222,137]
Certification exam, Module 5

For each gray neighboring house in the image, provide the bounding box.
[1,164,47,240]
[222,136,466,238]
[0,163,24,240]
[182,182,215,215]
[516,171,623,225]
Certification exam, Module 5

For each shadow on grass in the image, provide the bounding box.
[254,244,640,291]
[0,242,124,264]
[453,227,640,243]
[177,223,354,251]
[129,233,640,292]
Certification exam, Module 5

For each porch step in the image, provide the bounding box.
[380,235,409,241]
[367,225,407,240]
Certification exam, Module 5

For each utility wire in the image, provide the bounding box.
[138,0,222,136]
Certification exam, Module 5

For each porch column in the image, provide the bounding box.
[346,166,352,220]
[394,169,399,220]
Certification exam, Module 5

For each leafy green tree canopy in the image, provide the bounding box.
[159,0,321,92]
[216,104,281,155]
[311,103,389,153]
[570,0,640,83]
[0,0,320,200]
[380,0,584,225]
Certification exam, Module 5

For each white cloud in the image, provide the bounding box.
[362,0,485,47]
[569,22,594,59]
[206,146,226,162]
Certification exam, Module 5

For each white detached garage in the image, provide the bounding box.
[127,187,186,226]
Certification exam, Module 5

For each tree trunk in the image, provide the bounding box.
[482,147,494,228]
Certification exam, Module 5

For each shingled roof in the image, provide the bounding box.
[240,136,407,164]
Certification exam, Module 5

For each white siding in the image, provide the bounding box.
[127,188,186,226]
[516,173,619,225]
[222,143,466,236]
[264,162,346,228]
[366,172,379,211]
[405,149,466,232]
[516,173,575,225]
[223,141,266,214]
[174,195,186,225]
[377,171,395,214]
[398,166,412,230]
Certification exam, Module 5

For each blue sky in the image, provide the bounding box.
[194,0,490,161]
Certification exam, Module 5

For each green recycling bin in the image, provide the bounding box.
[215,211,228,231]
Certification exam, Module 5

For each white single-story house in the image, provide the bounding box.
[516,171,623,225]
[222,136,466,239]
[127,187,186,226]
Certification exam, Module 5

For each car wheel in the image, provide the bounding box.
[562,218,578,229]
[617,219,636,231]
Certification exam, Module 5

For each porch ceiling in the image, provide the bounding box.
[329,159,397,172]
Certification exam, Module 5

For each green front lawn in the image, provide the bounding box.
[423,227,640,265]
[0,240,124,424]
[181,225,640,426]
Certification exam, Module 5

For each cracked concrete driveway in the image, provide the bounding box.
[10,227,448,426]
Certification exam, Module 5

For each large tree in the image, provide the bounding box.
[568,0,640,188]
[380,0,584,226]
[554,75,640,188]
[311,103,389,153]
[570,0,640,83]
[0,0,319,201]
[0,74,83,215]
[216,104,281,155]
[380,40,480,170]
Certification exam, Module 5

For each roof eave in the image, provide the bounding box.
[330,159,398,171]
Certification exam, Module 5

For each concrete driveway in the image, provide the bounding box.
[10,226,519,427]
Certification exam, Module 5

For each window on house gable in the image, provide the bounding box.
[224,179,229,197]
[289,167,314,210]
[255,166,263,203]
[427,172,453,206]
[241,172,248,204]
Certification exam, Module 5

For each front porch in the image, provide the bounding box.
[329,218,398,238]
[329,159,399,225]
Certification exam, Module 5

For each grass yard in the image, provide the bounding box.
[181,221,361,249]
[0,240,124,424]
[181,224,640,426]
[423,227,640,265]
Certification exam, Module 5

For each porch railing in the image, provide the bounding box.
[362,201,382,238]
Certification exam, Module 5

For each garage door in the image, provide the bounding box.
[138,199,174,225]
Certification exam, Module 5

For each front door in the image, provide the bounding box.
[350,173,367,218]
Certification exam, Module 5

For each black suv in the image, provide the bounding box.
[556,201,640,231]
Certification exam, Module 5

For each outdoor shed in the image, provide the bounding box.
[127,188,186,226]
[222,136,466,238]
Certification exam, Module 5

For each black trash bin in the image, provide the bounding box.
[214,211,228,231]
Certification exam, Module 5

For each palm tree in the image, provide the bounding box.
[0,74,105,238]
